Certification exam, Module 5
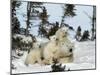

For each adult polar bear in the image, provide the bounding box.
[55,27,74,63]
[43,27,74,64]
[25,27,74,65]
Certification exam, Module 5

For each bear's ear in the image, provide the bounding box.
[50,36,54,41]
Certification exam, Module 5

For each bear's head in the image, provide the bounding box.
[59,42,74,57]
[55,27,69,40]
[50,35,59,45]
[32,42,42,49]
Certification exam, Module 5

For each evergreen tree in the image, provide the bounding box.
[81,30,90,41]
[25,2,43,36]
[84,6,96,41]
[61,4,76,27]
[48,22,59,39]
[12,16,20,34]
[39,7,48,23]
[38,7,49,38]
[11,0,21,35]
[11,0,21,49]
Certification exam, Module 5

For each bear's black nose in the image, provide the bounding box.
[65,32,67,34]
[69,48,73,52]
[39,45,41,48]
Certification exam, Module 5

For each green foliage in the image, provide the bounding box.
[81,30,90,41]
[38,25,48,37]
[12,17,20,34]
[39,7,48,21]
[38,7,49,38]
[38,7,59,39]
[61,4,76,26]
[25,2,43,36]
[47,22,59,38]
[12,36,22,49]
[11,1,21,35]
[11,0,21,17]
[12,36,33,50]
[64,4,76,17]
[38,22,59,39]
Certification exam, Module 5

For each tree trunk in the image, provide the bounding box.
[25,2,31,36]
[60,13,66,27]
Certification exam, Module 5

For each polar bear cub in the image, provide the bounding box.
[25,42,43,65]
[43,36,59,65]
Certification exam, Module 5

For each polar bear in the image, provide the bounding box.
[58,42,74,63]
[43,27,75,64]
[43,36,59,65]
[55,27,69,42]
[55,27,74,63]
[27,42,41,53]
[25,42,43,65]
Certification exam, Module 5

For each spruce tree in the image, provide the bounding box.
[61,4,76,27]
[25,2,43,36]
[81,30,90,41]
[11,0,21,35]
[38,7,48,38]
[48,22,59,39]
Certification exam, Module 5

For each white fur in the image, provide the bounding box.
[25,27,75,65]
[55,27,74,63]
[43,36,59,64]
[56,27,69,41]
[25,42,43,65]
[25,49,42,65]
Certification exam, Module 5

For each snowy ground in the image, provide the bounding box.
[12,40,96,74]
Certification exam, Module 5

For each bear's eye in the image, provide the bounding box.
[56,38,58,41]
[69,48,73,52]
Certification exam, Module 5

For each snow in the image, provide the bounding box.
[13,34,33,43]
[36,36,49,43]
[12,40,96,74]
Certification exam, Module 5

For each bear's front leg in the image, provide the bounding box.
[59,55,73,64]
[49,57,54,65]
[42,57,53,65]
[42,59,50,65]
